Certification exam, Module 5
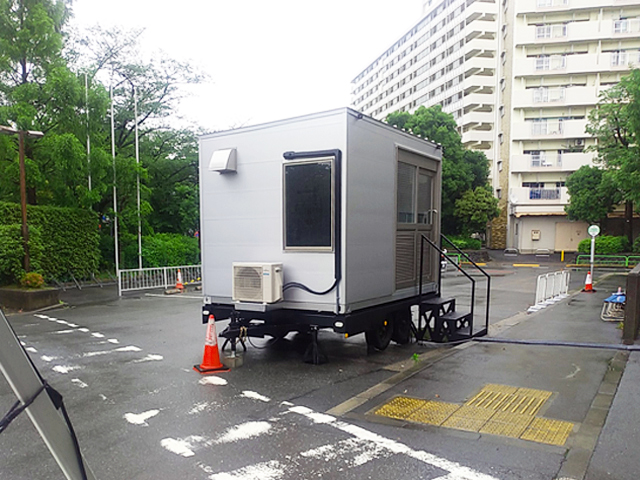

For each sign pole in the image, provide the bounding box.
[588,224,600,280]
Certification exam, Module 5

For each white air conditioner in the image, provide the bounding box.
[232,263,283,303]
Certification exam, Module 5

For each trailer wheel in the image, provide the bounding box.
[365,316,394,351]
[391,310,411,345]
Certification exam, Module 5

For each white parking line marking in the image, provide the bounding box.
[241,391,270,402]
[52,365,81,374]
[134,354,163,363]
[124,409,160,426]
[199,376,228,386]
[208,460,284,480]
[289,406,499,480]
[216,421,271,444]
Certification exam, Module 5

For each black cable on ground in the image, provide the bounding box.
[474,336,640,351]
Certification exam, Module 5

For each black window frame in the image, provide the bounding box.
[282,157,335,252]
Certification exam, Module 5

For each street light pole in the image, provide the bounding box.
[0,125,44,273]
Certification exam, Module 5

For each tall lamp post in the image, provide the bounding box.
[0,125,44,272]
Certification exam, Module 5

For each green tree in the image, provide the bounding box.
[565,165,621,225]
[454,186,500,236]
[387,105,490,234]
[583,69,640,243]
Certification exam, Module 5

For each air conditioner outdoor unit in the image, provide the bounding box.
[232,263,283,304]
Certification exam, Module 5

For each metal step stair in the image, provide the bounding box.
[416,296,473,343]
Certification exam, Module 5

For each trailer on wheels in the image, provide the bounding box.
[198,108,486,363]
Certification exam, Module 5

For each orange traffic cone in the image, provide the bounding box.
[194,315,229,373]
[176,269,184,292]
[582,271,595,293]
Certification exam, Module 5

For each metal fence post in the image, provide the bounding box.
[163,267,168,290]
[623,264,640,344]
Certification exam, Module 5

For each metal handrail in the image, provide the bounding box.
[441,234,491,336]
[419,234,477,320]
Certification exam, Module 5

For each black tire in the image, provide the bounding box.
[391,310,411,345]
[365,316,394,351]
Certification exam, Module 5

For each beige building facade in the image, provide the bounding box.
[351,0,640,252]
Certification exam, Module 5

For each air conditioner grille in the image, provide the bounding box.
[234,266,263,301]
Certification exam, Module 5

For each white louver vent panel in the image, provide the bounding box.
[232,263,283,303]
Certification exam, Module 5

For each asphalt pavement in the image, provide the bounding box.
[1,254,638,480]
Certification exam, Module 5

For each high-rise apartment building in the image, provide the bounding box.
[351,0,640,252]
[351,0,500,170]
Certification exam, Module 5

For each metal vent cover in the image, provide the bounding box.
[233,265,263,302]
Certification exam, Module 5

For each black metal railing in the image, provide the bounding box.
[419,233,490,337]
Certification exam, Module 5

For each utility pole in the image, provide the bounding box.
[0,126,44,272]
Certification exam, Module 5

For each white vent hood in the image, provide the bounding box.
[208,148,237,173]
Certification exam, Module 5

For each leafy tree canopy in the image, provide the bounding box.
[454,186,500,236]
[0,1,204,271]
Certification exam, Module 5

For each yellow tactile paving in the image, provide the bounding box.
[374,396,425,420]
[441,405,495,432]
[520,418,575,446]
[407,401,460,426]
[373,384,575,446]
[479,411,534,438]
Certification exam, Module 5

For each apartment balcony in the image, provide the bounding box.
[518,0,640,14]
[511,118,588,140]
[463,75,496,91]
[512,86,598,109]
[516,53,598,77]
[510,186,569,206]
[464,38,498,55]
[465,0,498,23]
[461,110,495,127]
[462,128,494,146]
[464,56,497,76]
[466,19,498,40]
[463,91,496,109]
[511,152,594,173]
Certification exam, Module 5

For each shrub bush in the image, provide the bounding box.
[577,235,630,254]
[447,236,482,251]
[634,236,640,254]
[141,233,200,268]
[20,272,45,289]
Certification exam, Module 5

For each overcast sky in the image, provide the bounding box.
[70,0,423,132]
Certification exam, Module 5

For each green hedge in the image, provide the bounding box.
[0,224,44,284]
[634,236,640,254]
[447,236,482,251]
[577,235,630,254]
[0,202,99,281]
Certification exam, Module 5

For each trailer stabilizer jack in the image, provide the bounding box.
[303,326,327,365]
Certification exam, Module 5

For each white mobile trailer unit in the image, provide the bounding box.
[199,108,444,356]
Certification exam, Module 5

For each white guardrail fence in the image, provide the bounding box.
[118,265,202,296]
[527,270,570,313]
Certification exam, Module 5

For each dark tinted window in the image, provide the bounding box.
[284,160,333,249]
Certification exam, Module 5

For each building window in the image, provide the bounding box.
[611,50,629,66]
[496,188,502,199]
[535,54,566,70]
